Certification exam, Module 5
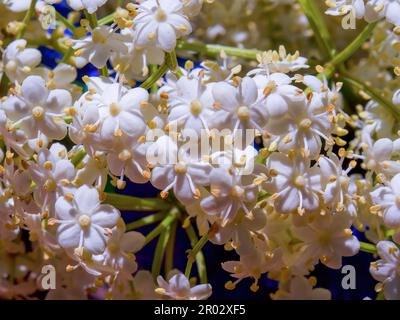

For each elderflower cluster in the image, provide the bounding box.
[0,0,400,301]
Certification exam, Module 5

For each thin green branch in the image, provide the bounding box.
[297,0,334,59]
[0,74,10,97]
[177,40,261,60]
[340,70,400,121]
[360,241,377,254]
[140,61,168,90]
[165,50,182,77]
[98,13,115,26]
[17,0,38,39]
[165,221,177,276]
[328,22,378,67]
[83,9,98,29]
[152,226,171,280]
[55,11,77,36]
[70,148,87,167]
[184,223,208,284]
[144,207,180,245]
[105,193,170,212]
[125,212,165,230]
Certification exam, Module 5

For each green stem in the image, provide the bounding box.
[151,226,171,280]
[165,50,182,77]
[60,47,75,64]
[360,241,377,254]
[184,224,208,284]
[140,62,168,90]
[165,221,177,276]
[340,70,400,121]
[98,13,115,26]
[297,0,334,59]
[177,40,261,60]
[99,65,109,77]
[0,74,10,97]
[17,0,38,39]
[328,22,378,67]
[55,11,77,36]
[105,193,170,212]
[144,207,180,246]
[70,148,87,167]
[83,9,98,28]
[125,212,165,230]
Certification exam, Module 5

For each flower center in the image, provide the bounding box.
[78,215,91,228]
[231,185,245,198]
[174,162,187,174]
[109,103,121,116]
[294,175,305,188]
[299,118,312,129]
[396,195,400,207]
[92,29,107,44]
[107,242,119,253]
[155,8,167,21]
[32,106,45,119]
[43,178,56,192]
[190,100,202,115]
[118,149,132,161]
[237,106,250,121]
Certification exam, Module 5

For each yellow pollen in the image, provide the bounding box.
[174,162,187,174]
[32,106,45,119]
[294,175,305,188]
[190,100,202,115]
[109,103,121,116]
[78,215,91,228]
[299,118,312,129]
[237,106,250,121]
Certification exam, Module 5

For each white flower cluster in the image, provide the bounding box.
[0,0,400,301]
[325,0,400,26]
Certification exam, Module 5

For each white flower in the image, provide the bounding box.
[156,271,212,300]
[54,185,120,254]
[318,152,357,213]
[370,241,400,300]
[107,133,151,185]
[253,73,304,119]
[0,110,30,158]
[266,89,334,159]
[2,75,71,140]
[293,213,360,269]
[325,0,366,19]
[111,28,164,81]
[29,143,75,216]
[3,39,41,82]
[264,153,321,214]
[181,0,203,17]
[66,0,108,13]
[211,77,268,134]
[74,26,129,68]
[133,0,193,52]
[2,0,31,12]
[151,144,212,205]
[272,276,331,300]
[249,46,309,75]
[359,136,400,177]
[79,77,148,141]
[162,72,214,134]
[370,173,400,228]
[200,166,259,225]
[103,219,145,274]
[365,0,400,26]
[210,208,266,255]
